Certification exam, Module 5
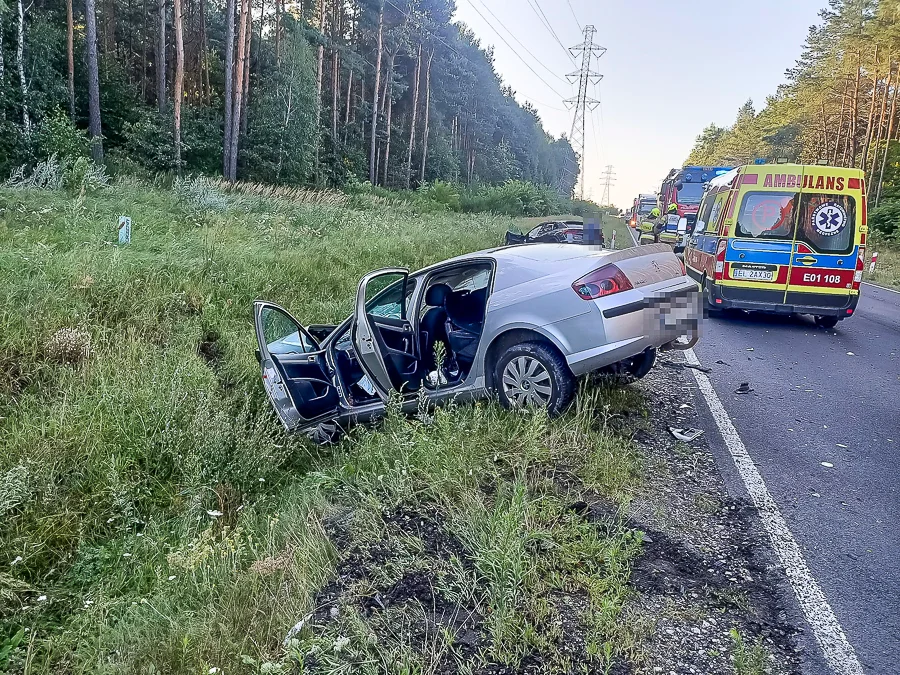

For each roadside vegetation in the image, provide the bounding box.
[1,177,650,673]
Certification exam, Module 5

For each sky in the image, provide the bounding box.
[452,0,826,208]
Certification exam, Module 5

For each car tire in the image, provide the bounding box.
[494,342,575,416]
[814,315,839,329]
[625,347,657,379]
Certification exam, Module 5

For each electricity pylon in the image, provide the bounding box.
[564,25,605,200]
[600,165,616,205]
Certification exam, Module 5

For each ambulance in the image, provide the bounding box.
[682,163,866,328]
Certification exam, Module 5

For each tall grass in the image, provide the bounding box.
[1,183,644,673]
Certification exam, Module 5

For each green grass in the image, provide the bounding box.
[865,239,900,290]
[1,181,647,673]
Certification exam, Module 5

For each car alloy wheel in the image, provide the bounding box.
[502,355,553,407]
[494,342,575,416]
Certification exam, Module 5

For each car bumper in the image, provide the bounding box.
[563,278,702,376]
[709,284,859,318]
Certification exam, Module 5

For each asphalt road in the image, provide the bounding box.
[691,282,899,673]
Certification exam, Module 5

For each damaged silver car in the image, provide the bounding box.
[254,243,700,442]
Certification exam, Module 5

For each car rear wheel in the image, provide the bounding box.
[495,342,575,416]
[814,315,839,329]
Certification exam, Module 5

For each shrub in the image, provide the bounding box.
[35,109,90,160]
[418,180,461,212]
[460,180,566,217]
[868,199,900,240]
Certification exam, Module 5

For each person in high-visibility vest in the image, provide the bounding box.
[658,203,680,245]
[639,207,661,244]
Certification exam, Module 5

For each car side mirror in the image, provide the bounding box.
[677,218,688,235]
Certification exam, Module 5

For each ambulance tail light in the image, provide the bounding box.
[853,247,865,290]
[714,239,727,281]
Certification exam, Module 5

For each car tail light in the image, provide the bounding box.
[714,239,727,281]
[572,264,633,300]
[853,247,865,290]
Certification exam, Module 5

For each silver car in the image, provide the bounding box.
[254,243,700,442]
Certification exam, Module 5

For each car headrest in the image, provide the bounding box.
[425,283,452,307]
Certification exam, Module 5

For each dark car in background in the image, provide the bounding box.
[505,219,604,247]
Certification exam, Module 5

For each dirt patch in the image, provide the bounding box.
[197,328,235,392]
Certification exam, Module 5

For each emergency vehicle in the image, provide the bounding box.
[658,166,732,245]
[630,194,658,227]
[683,163,866,328]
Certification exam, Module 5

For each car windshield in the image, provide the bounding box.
[676,182,705,204]
[638,203,656,214]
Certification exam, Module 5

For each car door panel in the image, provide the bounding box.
[352,269,421,398]
[254,301,340,430]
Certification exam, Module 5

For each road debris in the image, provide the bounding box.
[683,363,712,373]
[734,382,754,394]
[821,462,834,468]
[669,427,705,442]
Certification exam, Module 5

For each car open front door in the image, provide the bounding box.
[351,269,421,399]
[253,301,340,431]
[505,230,527,245]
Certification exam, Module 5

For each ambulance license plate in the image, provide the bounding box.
[732,268,774,281]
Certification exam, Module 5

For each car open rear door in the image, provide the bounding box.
[253,301,340,431]
[505,230,527,245]
[351,269,421,399]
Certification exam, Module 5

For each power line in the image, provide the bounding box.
[461,0,567,99]
[469,0,569,84]
[383,0,567,114]
[526,0,576,65]
[565,0,582,31]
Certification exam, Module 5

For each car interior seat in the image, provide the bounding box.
[444,287,488,368]
[420,283,451,370]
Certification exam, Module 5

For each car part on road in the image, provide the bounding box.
[669,426,704,442]
[495,342,575,415]
[734,382,754,394]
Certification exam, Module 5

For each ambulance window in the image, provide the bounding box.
[796,194,855,254]
[694,196,715,234]
[735,192,797,239]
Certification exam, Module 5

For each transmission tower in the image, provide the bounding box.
[600,165,616,205]
[564,25,605,200]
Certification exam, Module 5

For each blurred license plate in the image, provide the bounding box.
[732,268,774,281]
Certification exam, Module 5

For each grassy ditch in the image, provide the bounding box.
[1,181,650,673]
[865,239,900,290]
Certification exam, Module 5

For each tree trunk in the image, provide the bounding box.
[381,50,396,187]
[0,11,5,114]
[274,0,281,64]
[861,47,880,172]
[67,0,76,118]
[832,77,848,165]
[877,64,899,207]
[331,0,339,142]
[16,0,30,132]
[222,0,235,175]
[85,0,103,160]
[239,4,251,137]
[276,55,296,181]
[848,51,861,166]
[227,0,249,180]
[156,0,166,112]
[315,0,325,173]
[343,69,352,145]
[869,63,892,182]
[419,47,433,184]
[368,0,384,183]
[405,43,421,189]
[173,0,184,173]
[199,0,210,104]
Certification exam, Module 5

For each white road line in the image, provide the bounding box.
[628,226,639,246]
[862,281,900,295]
[683,348,864,675]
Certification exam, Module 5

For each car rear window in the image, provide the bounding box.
[735,192,796,239]
[796,193,855,254]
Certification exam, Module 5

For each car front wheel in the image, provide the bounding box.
[494,342,575,416]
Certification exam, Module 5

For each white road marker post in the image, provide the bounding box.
[611,229,616,249]
[869,251,878,274]
[683,348,865,675]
